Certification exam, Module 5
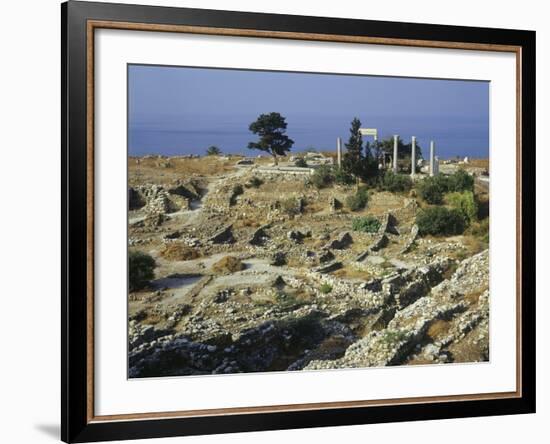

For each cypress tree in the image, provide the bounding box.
[342,117,364,179]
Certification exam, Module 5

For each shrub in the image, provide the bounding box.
[160,243,200,261]
[319,283,333,294]
[448,169,474,192]
[310,165,334,188]
[380,329,408,345]
[232,184,244,196]
[417,176,446,204]
[128,251,156,291]
[230,184,244,205]
[294,157,308,167]
[345,186,369,211]
[212,256,244,274]
[381,172,413,193]
[417,170,475,205]
[333,167,355,185]
[245,176,263,188]
[352,216,381,233]
[446,191,478,225]
[416,207,466,236]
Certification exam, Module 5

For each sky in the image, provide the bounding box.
[128,64,489,159]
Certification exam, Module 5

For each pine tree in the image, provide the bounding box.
[248,112,294,165]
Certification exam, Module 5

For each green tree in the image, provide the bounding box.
[129,251,156,291]
[247,112,294,165]
[206,145,221,156]
[363,140,381,180]
[342,117,364,179]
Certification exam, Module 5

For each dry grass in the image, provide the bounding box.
[461,235,486,255]
[406,357,438,366]
[159,243,200,261]
[467,158,489,170]
[315,335,350,354]
[233,212,267,228]
[129,156,235,185]
[302,201,325,215]
[426,319,451,340]
[333,267,371,280]
[212,256,244,274]
[464,286,488,306]
[447,325,489,363]
[234,217,261,228]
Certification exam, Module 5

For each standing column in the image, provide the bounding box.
[429,140,435,176]
[392,135,398,173]
[337,137,342,168]
[411,136,416,176]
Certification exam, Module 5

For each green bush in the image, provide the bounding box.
[346,187,369,211]
[319,283,333,294]
[333,167,355,185]
[381,172,413,193]
[447,191,478,225]
[417,176,447,204]
[352,216,381,233]
[294,157,308,168]
[417,171,474,204]
[416,207,466,236]
[129,251,156,291]
[310,165,334,188]
[448,169,474,192]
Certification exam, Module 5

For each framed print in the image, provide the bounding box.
[61,1,536,442]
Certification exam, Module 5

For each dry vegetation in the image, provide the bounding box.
[211,256,244,274]
[160,243,200,261]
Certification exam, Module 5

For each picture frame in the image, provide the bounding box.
[61,1,536,442]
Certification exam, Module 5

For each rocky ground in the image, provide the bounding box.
[127,154,490,378]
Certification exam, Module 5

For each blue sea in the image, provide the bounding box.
[129,114,489,159]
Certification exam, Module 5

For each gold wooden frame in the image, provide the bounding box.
[85,20,523,424]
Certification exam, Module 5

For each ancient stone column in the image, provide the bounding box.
[392,135,398,173]
[411,136,416,176]
[337,137,342,168]
[429,140,435,176]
